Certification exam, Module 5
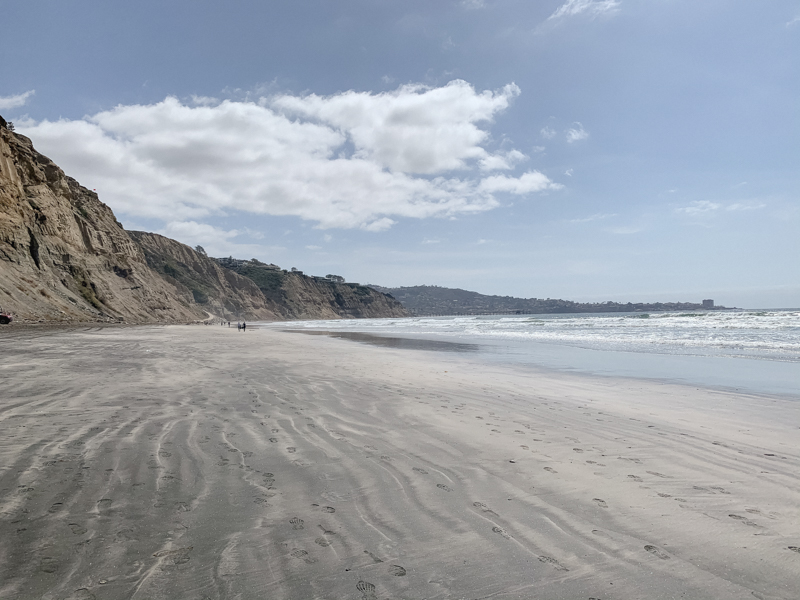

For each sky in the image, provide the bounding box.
[2,0,799,308]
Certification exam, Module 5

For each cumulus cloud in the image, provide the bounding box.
[0,90,35,110]
[479,149,527,171]
[271,80,520,174]
[566,122,589,143]
[548,0,621,20]
[21,81,559,231]
[479,171,563,194]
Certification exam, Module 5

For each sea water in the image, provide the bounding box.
[262,310,800,397]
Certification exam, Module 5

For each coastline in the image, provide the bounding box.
[1,325,798,599]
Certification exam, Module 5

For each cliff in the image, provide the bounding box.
[0,118,408,324]
[215,259,409,320]
[0,124,204,323]
[129,232,280,321]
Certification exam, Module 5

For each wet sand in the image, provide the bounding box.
[1,325,798,600]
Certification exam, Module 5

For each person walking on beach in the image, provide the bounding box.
[242,321,246,332]
[237,321,241,331]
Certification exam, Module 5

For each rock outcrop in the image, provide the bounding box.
[0,118,408,324]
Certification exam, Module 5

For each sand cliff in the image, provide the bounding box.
[0,120,406,324]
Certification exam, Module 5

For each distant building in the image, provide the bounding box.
[702,299,714,308]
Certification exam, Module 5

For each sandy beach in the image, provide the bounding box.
[1,325,798,600]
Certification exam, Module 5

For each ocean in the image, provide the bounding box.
[261,310,800,397]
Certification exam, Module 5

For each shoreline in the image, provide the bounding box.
[1,325,798,599]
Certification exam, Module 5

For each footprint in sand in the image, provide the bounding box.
[520,445,529,450]
[97,498,113,510]
[646,471,671,478]
[290,548,316,564]
[287,447,296,453]
[315,537,331,547]
[290,517,305,530]
[593,498,608,508]
[40,557,59,573]
[627,475,643,482]
[492,526,511,539]
[356,580,377,600]
[269,438,278,443]
[710,486,730,494]
[657,493,672,498]
[544,467,557,473]
[68,523,87,535]
[437,483,452,492]
[729,514,759,527]
[311,504,336,513]
[674,498,687,503]
[412,467,429,474]
[473,502,498,515]
[538,556,569,571]
[48,502,63,513]
[644,545,670,559]
[153,546,193,564]
[65,589,96,600]
[573,448,584,453]
[788,546,800,553]
[388,564,407,576]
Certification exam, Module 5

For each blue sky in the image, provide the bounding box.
[2,0,798,307]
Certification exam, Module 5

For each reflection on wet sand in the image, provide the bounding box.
[287,329,481,353]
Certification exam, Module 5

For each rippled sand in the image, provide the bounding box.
[1,325,798,599]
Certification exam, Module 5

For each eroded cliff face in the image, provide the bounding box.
[0,122,408,324]
[214,261,409,320]
[0,126,205,323]
[129,232,280,321]
[278,271,409,320]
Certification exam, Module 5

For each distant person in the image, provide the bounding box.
[237,322,241,331]
[242,321,246,332]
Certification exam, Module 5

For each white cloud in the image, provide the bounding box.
[479,171,563,194]
[564,168,573,176]
[566,122,589,143]
[21,81,558,231]
[569,212,615,223]
[548,0,621,20]
[305,245,322,250]
[677,201,766,216]
[461,0,486,9]
[787,15,800,27]
[676,201,722,215]
[540,126,557,139]
[0,90,35,110]
[271,80,520,174]
[726,202,766,211]
[479,149,527,171]
[607,226,642,234]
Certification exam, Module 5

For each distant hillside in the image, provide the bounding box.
[368,285,727,315]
